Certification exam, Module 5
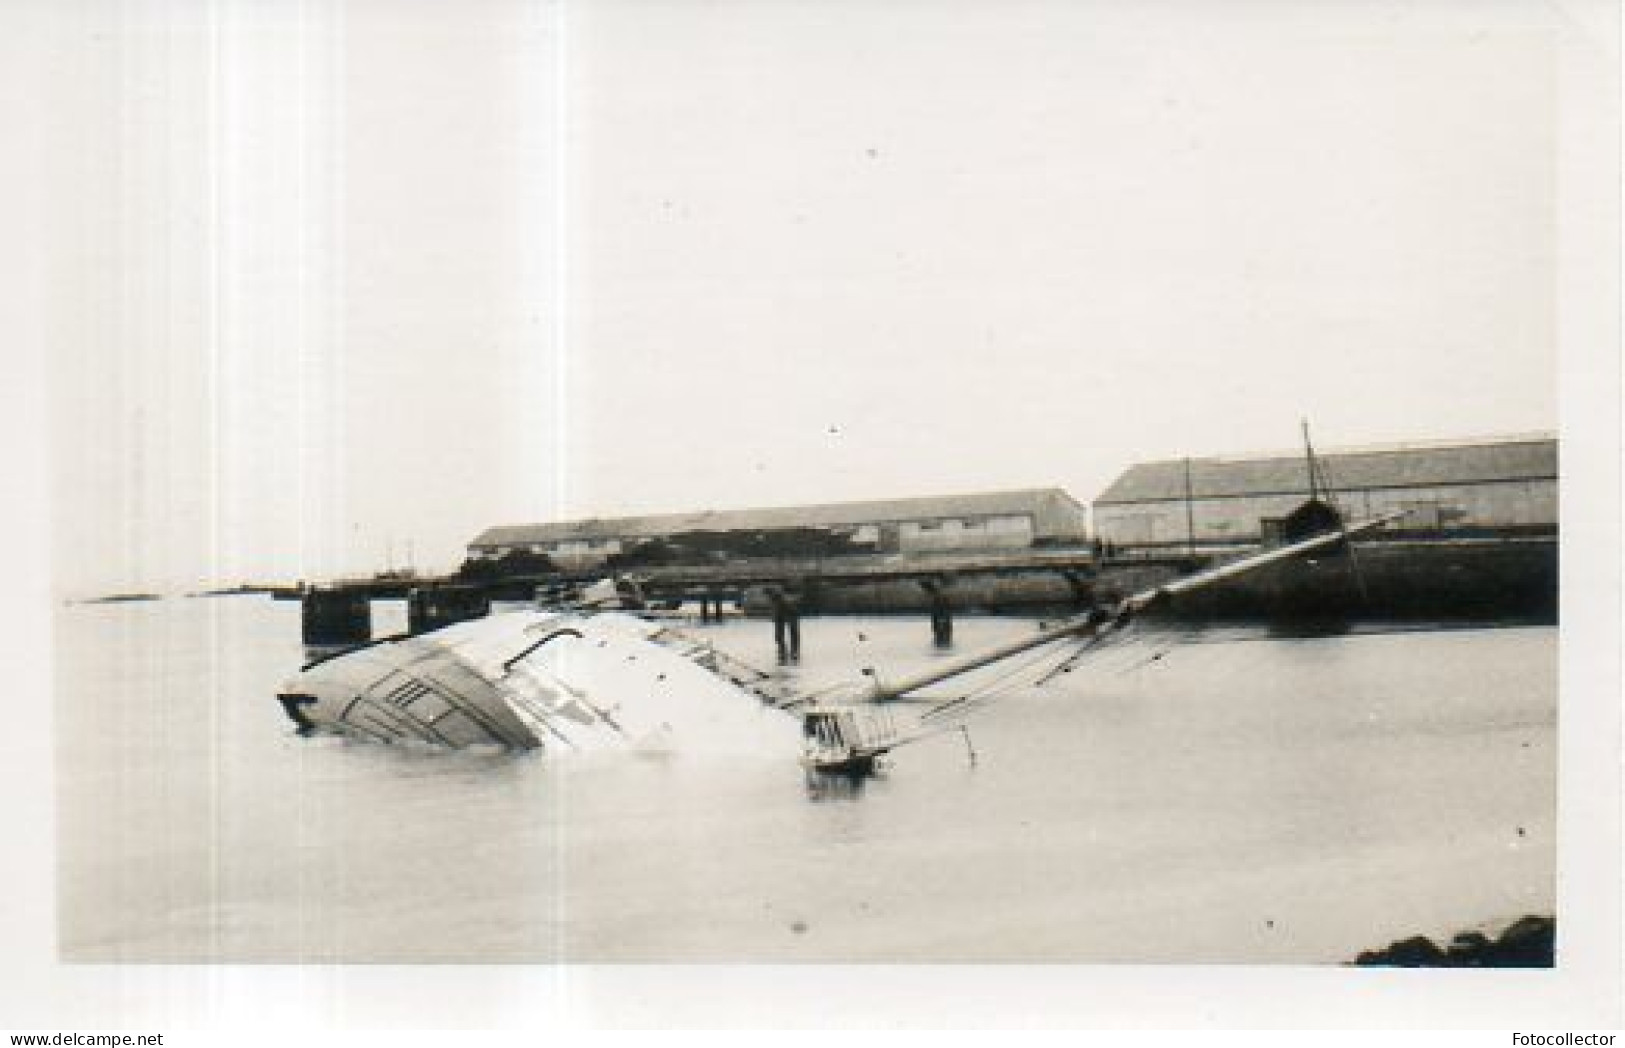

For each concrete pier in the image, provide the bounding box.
[1161,535,1557,622]
[301,589,373,646]
[294,527,1557,631]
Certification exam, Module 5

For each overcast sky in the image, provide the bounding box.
[30,0,1608,594]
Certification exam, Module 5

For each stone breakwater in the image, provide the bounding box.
[1352,915,1554,967]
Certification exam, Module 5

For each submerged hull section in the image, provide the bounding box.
[279,611,800,756]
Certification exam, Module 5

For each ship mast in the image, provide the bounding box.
[860,511,1400,703]
[1183,456,1197,559]
[1301,418,1320,503]
[1300,418,1370,602]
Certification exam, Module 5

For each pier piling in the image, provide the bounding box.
[300,589,373,647]
[407,584,492,635]
[921,577,954,647]
[768,585,802,662]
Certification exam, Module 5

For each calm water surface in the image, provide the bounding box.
[56,597,1555,962]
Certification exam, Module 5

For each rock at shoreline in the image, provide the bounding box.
[1353,915,1554,967]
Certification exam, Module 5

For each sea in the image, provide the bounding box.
[54,596,1555,965]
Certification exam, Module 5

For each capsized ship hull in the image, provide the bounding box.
[279,509,1402,774]
[279,611,801,756]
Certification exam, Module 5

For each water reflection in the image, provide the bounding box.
[1265,615,1353,639]
[804,768,871,801]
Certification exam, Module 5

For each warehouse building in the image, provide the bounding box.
[468,488,1091,569]
[1092,434,1557,550]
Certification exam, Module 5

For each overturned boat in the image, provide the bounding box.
[279,512,1402,773]
[280,611,800,756]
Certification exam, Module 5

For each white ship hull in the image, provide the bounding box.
[279,611,800,757]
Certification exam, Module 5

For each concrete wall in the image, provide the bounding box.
[1094,479,1557,546]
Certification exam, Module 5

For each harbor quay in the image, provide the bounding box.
[295,432,1559,644]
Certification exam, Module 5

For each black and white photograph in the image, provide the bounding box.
[3,0,1620,1034]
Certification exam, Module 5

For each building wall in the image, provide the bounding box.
[553,538,625,557]
[467,483,1096,564]
[1032,489,1091,542]
[473,514,1048,562]
[545,538,624,571]
[1094,479,1557,546]
[897,514,1035,552]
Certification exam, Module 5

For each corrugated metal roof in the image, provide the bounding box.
[1095,436,1557,505]
[470,488,1086,548]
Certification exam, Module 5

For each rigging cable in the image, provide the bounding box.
[919,632,1105,722]
[1034,621,1143,685]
